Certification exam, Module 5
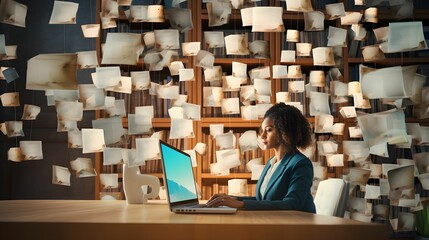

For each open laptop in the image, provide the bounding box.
[159,140,237,214]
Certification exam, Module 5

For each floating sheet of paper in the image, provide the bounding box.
[207,2,231,27]
[26,53,77,90]
[360,64,417,99]
[215,132,234,150]
[240,7,252,26]
[361,45,385,62]
[21,104,40,120]
[296,43,312,57]
[155,81,180,100]
[49,1,78,24]
[203,86,223,107]
[210,162,229,175]
[309,91,331,116]
[327,26,347,47]
[82,128,105,153]
[57,119,78,132]
[194,142,207,156]
[179,68,195,82]
[216,149,241,171]
[182,103,201,120]
[240,85,255,102]
[352,93,371,109]
[325,3,345,20]
[67,130,82,148]
[55,101,83,121]
[326,154,344,167]
[101,0,118,18]
[225,34,250,55]
[339,106,357,118]
[130,71,150,91]
[256,103,273,119]
[251,164,265,180]
[182,42,200,56]
[101,33,143,65]
[286,29,299,42]
[304,11,324,31]
[52,165,71,186]
[312,47,335,66]
[221,98,240,115]
[77,51,98,69]
[70,157,96,178]
[314,114,333,133]
[129,5,149,22]
[100,173,118,189]
[81,24,100,38]
[390,212,416,232]
[20,141,43,160]
[105,76,132,94]
[418,173,429,190]
[343,167,371,186]
[317,140,338,155]
[223,76,241,92]
[92,117,127,146]
[414,152,429,174]
[309,70,325,87]
[166,8,193,33]
[251,7,284,32]
[285,0,313,12]
[204,65,222,81]
[280,50,295,62]
[204,31,225,48]
[241,105,258,120]
[232,61,247,81]
[91,66,121,88]
[0,0,27,28]
[254,78,271,96]
[239,130,258,153]
[357,109,407,147]
[388,165,415,199]
[168,106,184,119]
[100,16,116,29]
[155,29,180,50]
[387,21,427,53]
[249,40,270,59]
[128,113,152,135]
[276,92,290,103]
[0,92,19,107]
[194,50,215,69]
[171,95,188,107]
[208,124,224,139]
[365,185,381,199]
[7,147,22,162]
[249,66,270,80]
[340,12,363,25]
[272,65,288,79]
[288,80,304,93]
[169,118,194,139]
[391,0,413,20]
[168,61,184,76]
[332,123,345,135]
[103,147,124,165]
[136,138,160,164]
[142,32,155,49]
[228,179,248,196]
[78,84,105,110]
[246,158,263,172]
[363,7,378,23]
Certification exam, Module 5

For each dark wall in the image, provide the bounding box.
[0,0,97,199]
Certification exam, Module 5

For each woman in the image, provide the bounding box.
[206,103,316,213]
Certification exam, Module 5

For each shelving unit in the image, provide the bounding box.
[94,3,429,235]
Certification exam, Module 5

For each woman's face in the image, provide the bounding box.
[259,117,280,150]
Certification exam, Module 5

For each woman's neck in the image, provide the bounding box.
[274,145,295,162]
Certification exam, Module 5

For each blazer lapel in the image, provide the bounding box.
[262,153,296,199]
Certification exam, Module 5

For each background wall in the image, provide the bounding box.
[0,0,97,199]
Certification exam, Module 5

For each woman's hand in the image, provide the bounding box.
[205,193,244,208]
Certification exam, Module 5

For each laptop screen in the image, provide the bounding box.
[160,141,198,204]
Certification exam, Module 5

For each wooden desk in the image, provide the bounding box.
[0,200,387,240]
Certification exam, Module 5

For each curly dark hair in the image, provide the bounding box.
[263,103,312,149]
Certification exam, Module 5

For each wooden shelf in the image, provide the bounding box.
[201,118,262,128]
[201,173,252,179]
[348,57,429,65]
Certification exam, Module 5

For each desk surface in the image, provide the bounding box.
[0,200,387,240]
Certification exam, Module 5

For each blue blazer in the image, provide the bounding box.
[237,151,316,213]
